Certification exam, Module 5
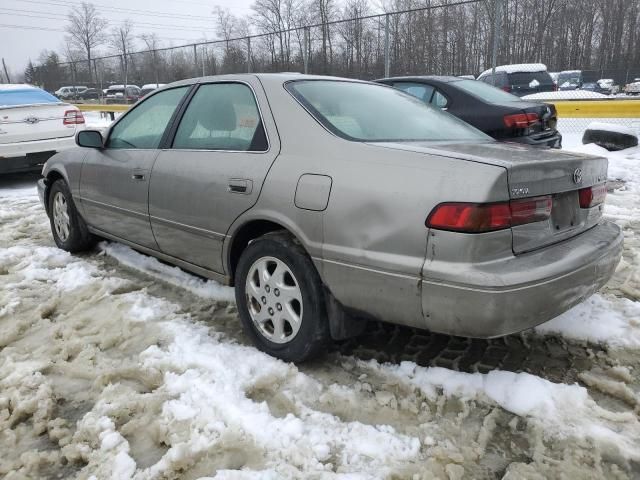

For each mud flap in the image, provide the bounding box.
[325,289,368,340]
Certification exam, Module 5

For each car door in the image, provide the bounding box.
[79,85,190,248]
[148,79,280,273]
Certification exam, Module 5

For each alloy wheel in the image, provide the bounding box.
[245,256,303,344]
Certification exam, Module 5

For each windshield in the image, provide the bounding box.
[453,79,521,103]
[286,80,491,143]
[0,88,60,107]
[509,71,554,86]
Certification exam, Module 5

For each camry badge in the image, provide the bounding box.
[573,168,583,184]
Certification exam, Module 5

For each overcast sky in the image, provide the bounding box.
[1,0,255,78]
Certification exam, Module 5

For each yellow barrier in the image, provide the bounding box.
[71,100,640,120]
[73,104,130,112]
[548,100,640,118]
[72,103,130,121]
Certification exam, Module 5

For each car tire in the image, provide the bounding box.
[235,231,330,362]
[582,127,638,151]
[48,179,96,252]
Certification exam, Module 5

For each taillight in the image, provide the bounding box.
[579,184,607,208]
[63,109,85,125]
[501,86,512,92]
[503,113,539,129]
[426,196,552,233]
[510,196,553,225]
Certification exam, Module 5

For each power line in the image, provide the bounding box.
[1,9,215,32]
[0,23,65,32]
[14,0,216,22]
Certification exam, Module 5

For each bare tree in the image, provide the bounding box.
[110,20,135,87]
[65,2,108,83]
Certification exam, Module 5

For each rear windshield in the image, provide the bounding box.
[0,88,60,107]
[107,88,125,94]
[508,71,553,86]
[453,79,521,103]
[286,80,491,143]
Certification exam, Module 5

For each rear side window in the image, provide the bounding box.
[431,90,448,108]
[392,82,434,103]
[286,80,491,143]
[107,86,189,149]
[0,88,59,107]
[508,71,553,87]
[454,79,521,103]
[172,83,267,152]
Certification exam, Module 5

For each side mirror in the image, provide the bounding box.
[76,130,104,148]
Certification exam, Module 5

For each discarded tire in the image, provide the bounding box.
[582,125,638,151]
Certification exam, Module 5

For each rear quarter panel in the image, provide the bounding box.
[247,75,511,328]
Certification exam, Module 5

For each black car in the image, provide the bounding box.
[79,88,101,100]
[476,66,556,97]
[376,76,562,148]
[581,82,609,95]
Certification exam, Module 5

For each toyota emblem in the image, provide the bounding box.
[573,168,583,184]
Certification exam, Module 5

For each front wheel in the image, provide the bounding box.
[235,231,330,362]
[48,179,96,252]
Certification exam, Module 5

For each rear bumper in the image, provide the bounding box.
[421,221,623,338]
[508,131,562,148]
[0,135,76,159]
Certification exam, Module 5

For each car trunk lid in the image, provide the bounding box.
[0,103,79,144]
[369,141,608,253]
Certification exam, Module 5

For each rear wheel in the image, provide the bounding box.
[235,231,329,362]
[48,179,96,252]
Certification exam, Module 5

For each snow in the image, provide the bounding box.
[586,121,638,137]
[478,63,547,78]
[99,241,235,302]
[535,294,640,348]
[83,110,116,130]
[522,90,609,100]
[1,117,640,477]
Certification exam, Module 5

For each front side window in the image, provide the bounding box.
[287,80,490,143]
[172,83,267,152]
[107,86,188,149]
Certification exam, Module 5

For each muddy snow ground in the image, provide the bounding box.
[1,132,640,479]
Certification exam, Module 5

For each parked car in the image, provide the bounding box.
[377,76,562,148]
[477,63,556,97]
[1,84,85,174]
[140,83,166,97]
[557,70,583,90]
[625,78,640,95]
[105,84,141,104]
[38,74,622,362]
[581,82,609,95]
[78,88,102,100]
[54,86,88,100]
[597,78,616,94]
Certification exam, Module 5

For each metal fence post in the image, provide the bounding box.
[193,44,198,77]
[303,27,309,74]
[247,37,252,73]
[491,0,502,81]
[384,14,390,78]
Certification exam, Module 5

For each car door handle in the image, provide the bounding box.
[131,172,146,181]
[228,178,252,194]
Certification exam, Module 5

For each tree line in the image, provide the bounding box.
[23,0,640,91]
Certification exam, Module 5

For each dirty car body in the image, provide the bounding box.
[38,74,623,359]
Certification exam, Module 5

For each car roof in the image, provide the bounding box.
[478,63,547,77]
[376,75,463,84]
[0,83,39,91]
[165,73,372,89]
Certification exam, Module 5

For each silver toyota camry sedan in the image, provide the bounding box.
[38,74,623,362]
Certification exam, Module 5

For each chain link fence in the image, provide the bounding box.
[41,0,640,138]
